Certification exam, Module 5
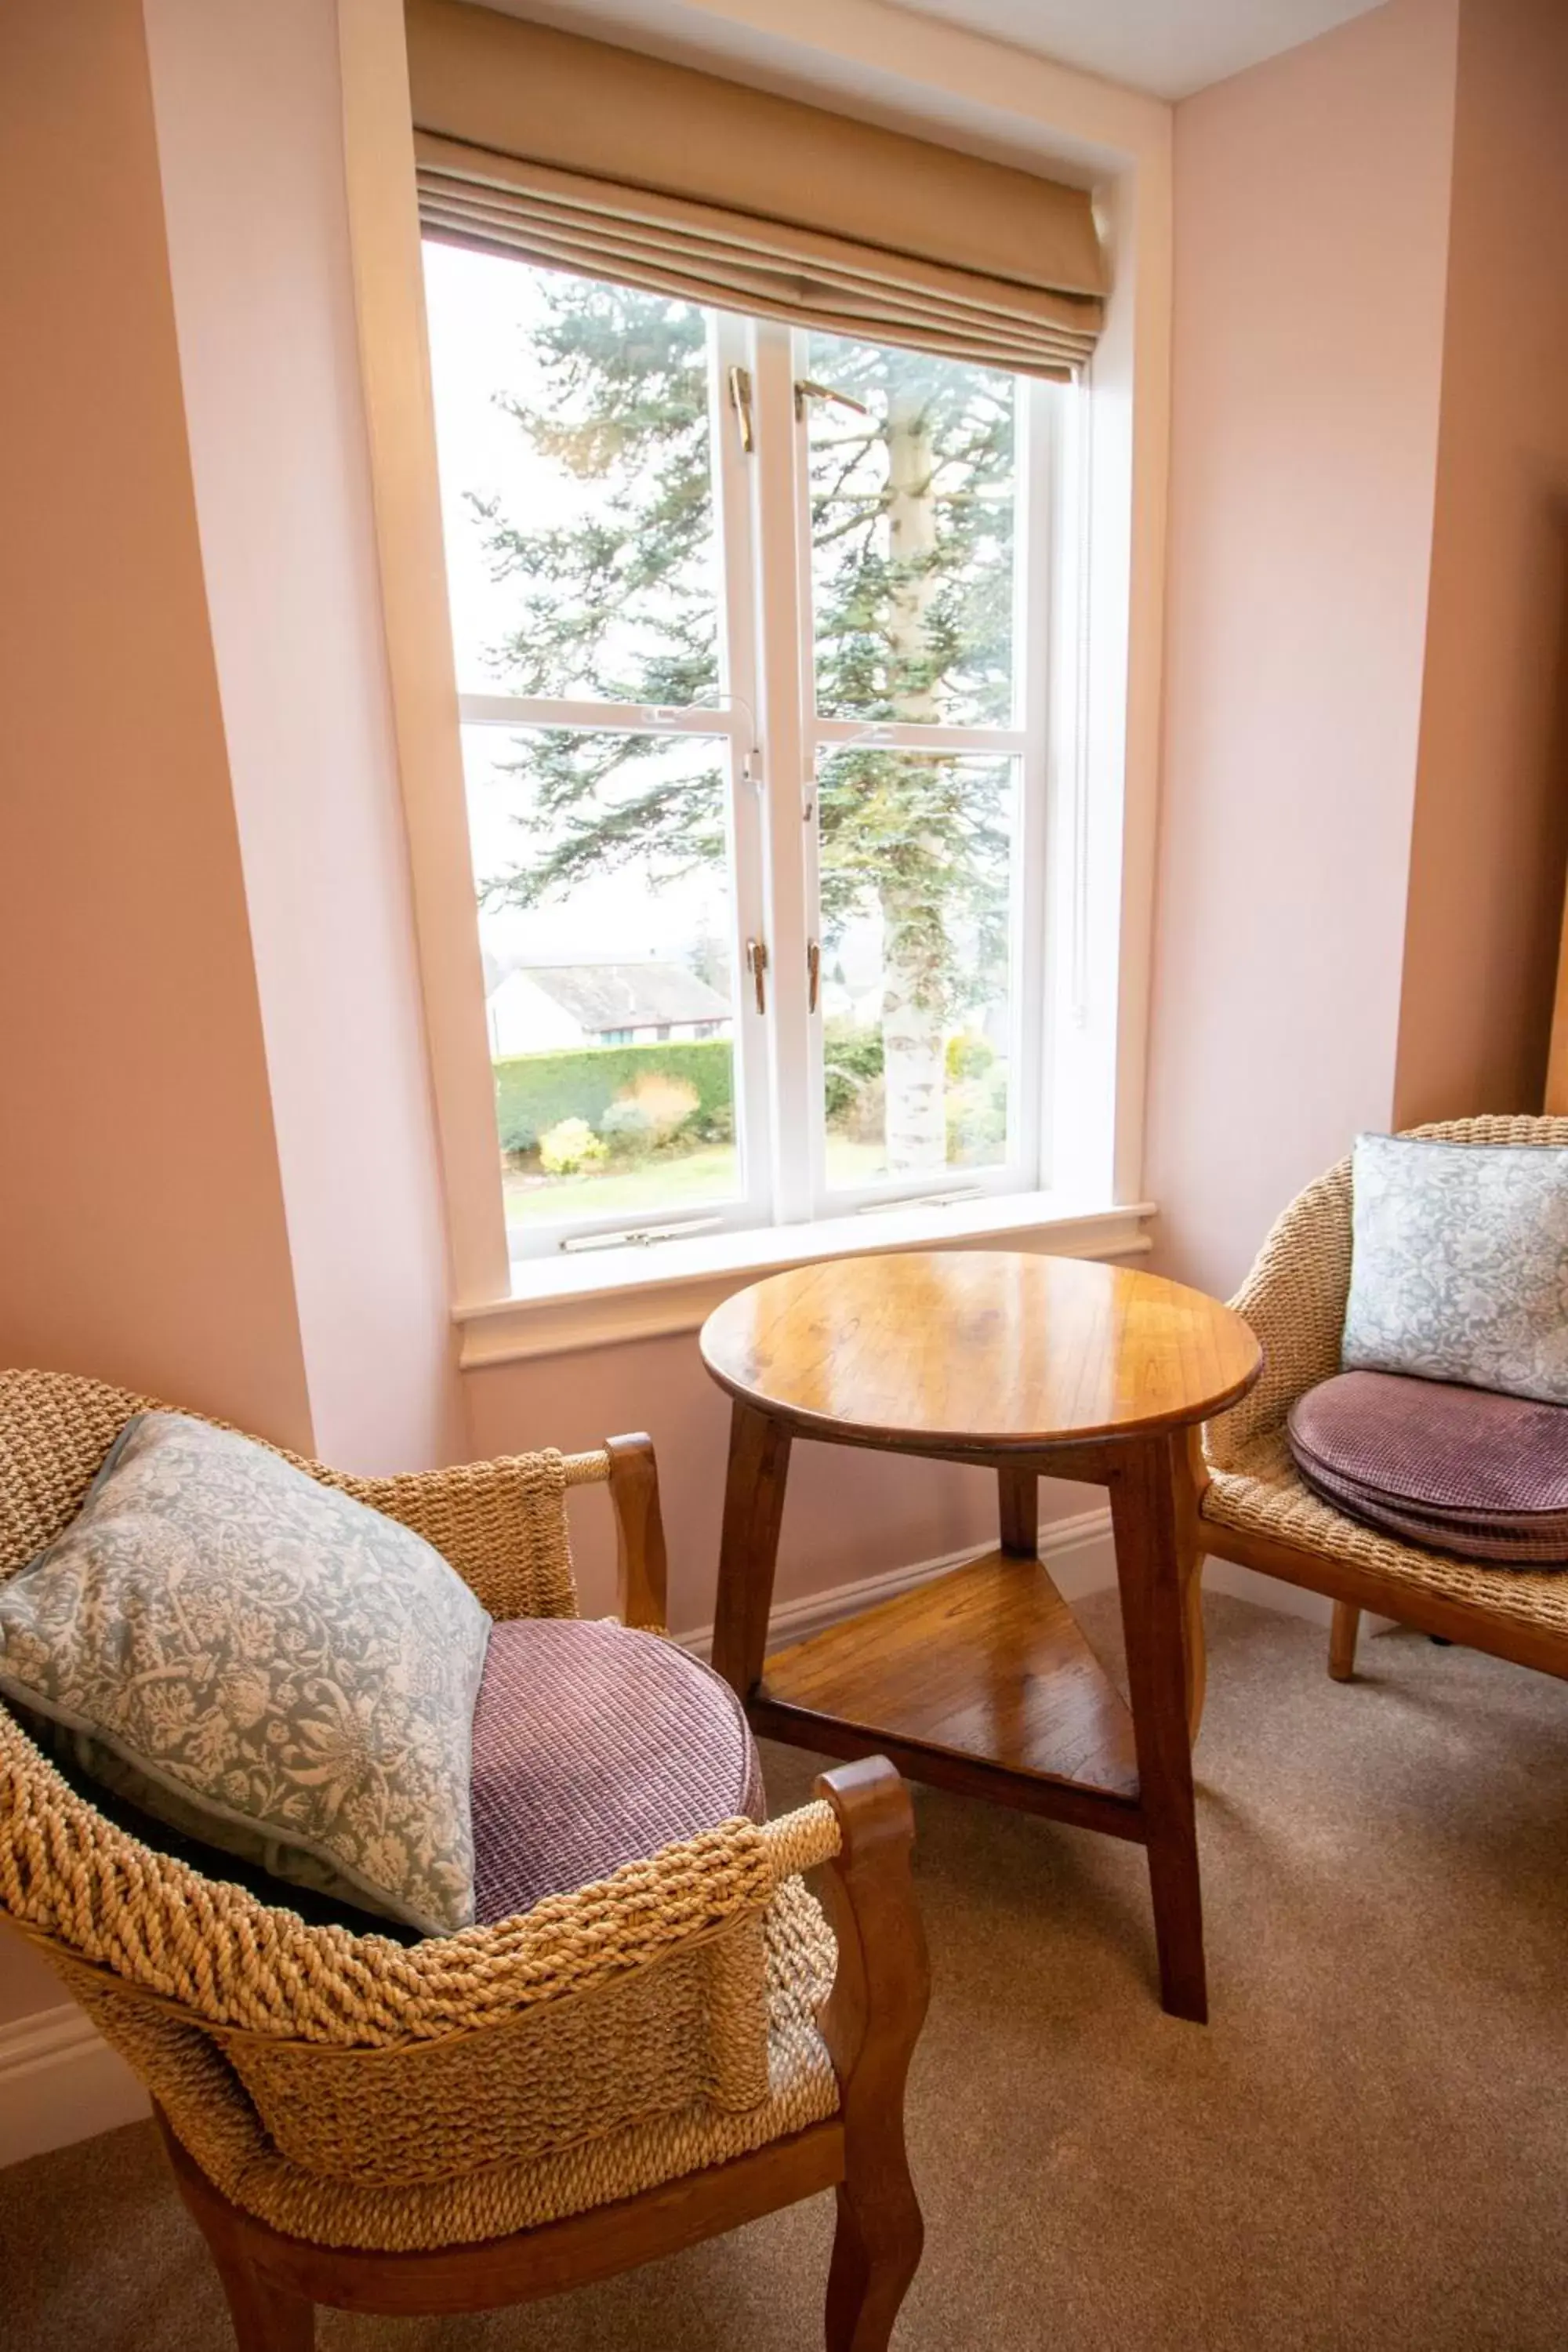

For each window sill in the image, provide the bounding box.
[455,1192,1156,1369]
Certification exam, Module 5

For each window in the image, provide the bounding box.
[423,243,1069,1265]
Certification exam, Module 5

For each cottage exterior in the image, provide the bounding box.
[486,962,732,1057]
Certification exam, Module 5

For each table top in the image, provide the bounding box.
[699,1250,1261,1449]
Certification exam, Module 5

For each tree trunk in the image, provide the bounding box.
[879,392,946,1174]
[881,934,946,1168]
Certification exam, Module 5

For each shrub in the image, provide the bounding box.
[539,1117,607,1175]
[946,1031,995,1083]
[494,1038,731,1154]
[946,1065,1009,1164]
[597,1098,655,1158]
[822,1018,884,1125]
[841,1073,885,1145]
[626,1073,700,1142]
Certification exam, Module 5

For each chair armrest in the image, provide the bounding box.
[604,1434,670,1632]
[811,1759,928,2281]
[757,1762,929,2111]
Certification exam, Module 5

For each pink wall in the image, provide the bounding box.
[0,0,311,1449]
[0,0,314,2028]
[1145,0,1461,1299]
[1393,0,1568,1125]
[143,0,463,1472]
[465,1333,1014,1636]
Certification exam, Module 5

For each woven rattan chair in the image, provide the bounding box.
[0,1369,928,2351]
[1197,1115,1568,1686]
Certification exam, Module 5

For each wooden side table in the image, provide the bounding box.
[700,1250,1261,2022]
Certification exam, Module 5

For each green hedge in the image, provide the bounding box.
[494,1037,734,1154]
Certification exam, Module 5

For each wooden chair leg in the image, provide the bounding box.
[1328,1602,1361,1682]
[155,2111,314,2350]
[815,1759,930,2352]
[209,2251,316,2352]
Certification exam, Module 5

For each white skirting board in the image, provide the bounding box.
[0,1515,1367,2175]
[676,1501,1121,1659]
[0,2003,149,2171]
[675,1505,1360,1660]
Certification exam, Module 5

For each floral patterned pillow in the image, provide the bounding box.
[1341,1134,1568,1406]
[0,1414,492,1935]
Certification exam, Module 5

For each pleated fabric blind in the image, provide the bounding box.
[405,0,1108,379]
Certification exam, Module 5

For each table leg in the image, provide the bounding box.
[1175,1425,1208,1741]
[711,1401,793,1698]
[997,1464,1038,1558]
[1108,1431,1207,2024]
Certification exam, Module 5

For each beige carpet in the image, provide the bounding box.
[3,1590,1566,2351]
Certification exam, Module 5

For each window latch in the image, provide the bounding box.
[806,939,821,1014]
[793,378,870,423]
[746,936,769,1014]
[727,365,756,454]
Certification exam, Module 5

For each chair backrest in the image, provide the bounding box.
[0,1367,153,1581]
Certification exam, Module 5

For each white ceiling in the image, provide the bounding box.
[882,0,1387,100]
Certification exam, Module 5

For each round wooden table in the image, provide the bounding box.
[700,1250,1261,2022]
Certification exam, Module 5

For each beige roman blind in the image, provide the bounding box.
[405,0,1107,379]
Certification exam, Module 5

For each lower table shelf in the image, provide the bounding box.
[749,1548,1142,1828]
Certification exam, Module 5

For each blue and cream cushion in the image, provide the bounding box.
[1341,1133,1568,1406]
[0,1413,491,1935]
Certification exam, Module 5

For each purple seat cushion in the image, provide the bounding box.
[1287,1370,1568,1565]
[470,1617,766,1926]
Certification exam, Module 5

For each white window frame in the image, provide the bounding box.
[450,298,1064,1262]
[779,325,1058,1224]
[336,0,1171,1363]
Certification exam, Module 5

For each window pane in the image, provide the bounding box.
[463,726,741,1240]
[818,751,1015,1187]
[423,243,722,706]
[805,332,1018,728]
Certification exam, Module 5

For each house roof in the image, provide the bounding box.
[509,960,731,1030]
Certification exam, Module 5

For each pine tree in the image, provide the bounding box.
[472,274,1015,1172]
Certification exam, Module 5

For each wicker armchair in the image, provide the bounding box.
[1199,1115,1568,1685]
[0,1370,928,2351]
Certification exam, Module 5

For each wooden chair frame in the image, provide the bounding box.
[1195,1483,1568,1684]
[153,1434,930,2352]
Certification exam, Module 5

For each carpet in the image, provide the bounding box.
[2,1590,1566,2350]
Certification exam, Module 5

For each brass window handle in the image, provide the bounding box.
[807,939,821,1014]
[728,365,755,453]
[746,937,769,1014]
[793,377,870,422]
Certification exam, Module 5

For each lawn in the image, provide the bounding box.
[503,1137,895,1229]
[503,1143,740,1228]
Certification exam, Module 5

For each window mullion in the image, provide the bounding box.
[748,320,815,1226]
[1014,378,1054,1190]
[709,312,775,1235]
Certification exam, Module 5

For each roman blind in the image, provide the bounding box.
[405,0,1107,379]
